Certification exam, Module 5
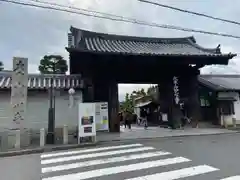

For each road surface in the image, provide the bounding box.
[2,133,240,180]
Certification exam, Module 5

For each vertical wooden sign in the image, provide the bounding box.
[173,76,180,105]
[10,57,28,129]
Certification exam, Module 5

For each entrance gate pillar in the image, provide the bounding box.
[87,78,119,132]
[158,75,183,128]
[186,74,202,127]
[108,80,120,132]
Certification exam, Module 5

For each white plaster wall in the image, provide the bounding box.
[220,115,234,126]
[234,100,240,123]
[218,92,240,125]
[0,90,82,131]
[134,107,140,118]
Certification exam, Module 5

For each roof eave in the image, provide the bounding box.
[66,47,236,59]
[198,76,240,92]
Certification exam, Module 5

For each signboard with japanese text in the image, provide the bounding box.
[78,103,96,143]
[95,102,109,132]
[173,76,180,105]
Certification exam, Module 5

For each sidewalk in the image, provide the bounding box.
[97,125,239,142]
[0,125,238,157]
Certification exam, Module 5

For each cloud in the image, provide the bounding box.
[1,0,240,98]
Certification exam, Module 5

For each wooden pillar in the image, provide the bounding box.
[82,77,94,102]
[92,79,109,102]
[83,76,119,132]
[108,80,120,132]
[158,75,183,129]
[187,72,202,127]
[158,77,174,128]
[171,75,183,128]
[158,81,171,126]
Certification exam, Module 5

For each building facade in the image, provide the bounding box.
[199,74,240,126]
[134,75,240,128]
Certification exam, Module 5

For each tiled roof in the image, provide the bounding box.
[67,26,236,58]
[198,74,240,91]
[0,72,83,89]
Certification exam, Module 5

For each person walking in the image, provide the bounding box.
[124,110,132,130]
[123,111,128,128]
[180,101,186,128]
[118,112,123,127]
[141,109,148,129]
[132,113,137,124]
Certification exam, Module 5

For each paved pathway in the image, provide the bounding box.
[40,142,239,180]
[97,125,237,142]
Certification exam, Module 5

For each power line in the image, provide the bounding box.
[28,0,132,20]
[2,0,240,40]
[138,0,240,26]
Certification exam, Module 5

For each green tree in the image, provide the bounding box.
[121,93,134,113]
[120,88,148,113]
[147,85,157,95]
[0,61,4,71]
[132,88,146,98]
[38,55,68,74]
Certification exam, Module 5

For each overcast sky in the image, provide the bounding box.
[1,0,240,101]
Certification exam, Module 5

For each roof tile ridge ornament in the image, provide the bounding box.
[186,37,220,54]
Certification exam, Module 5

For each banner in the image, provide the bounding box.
[95,102,109,132]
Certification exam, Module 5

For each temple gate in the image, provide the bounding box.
[66,26,236,132]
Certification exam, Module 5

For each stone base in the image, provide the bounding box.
[6,129,30,149]
[0,131,9,151]
[21,129,30,147]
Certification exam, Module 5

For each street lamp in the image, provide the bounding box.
[68,88,75,108]
[46,77,55,144]
[47,61,56,144]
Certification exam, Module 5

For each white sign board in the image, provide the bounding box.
[162,113,168,122]
[95,102,109,131]
[78,103,96,142]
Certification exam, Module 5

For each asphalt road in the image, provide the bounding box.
[1,133,240,180]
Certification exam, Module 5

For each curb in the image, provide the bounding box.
[97,131,240,144]
[0,143,98,158]
[0,131,239,157]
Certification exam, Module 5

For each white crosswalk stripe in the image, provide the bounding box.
[220,176,240,180]
[42,151,171,173]
[41,143,143,158]
[124,165,219,180]
[41,143,238,180]
[41,146,155,164]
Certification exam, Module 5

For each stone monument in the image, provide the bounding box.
[9,57,29,148]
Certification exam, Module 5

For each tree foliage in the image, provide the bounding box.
[0,61,4,71]
[120,88,147,113]
[38,55,68,74]
[119,86,159,113]
[147,85,158,95]
[120,93,134,113]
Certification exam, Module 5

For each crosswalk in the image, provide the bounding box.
[41,143,239,180]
